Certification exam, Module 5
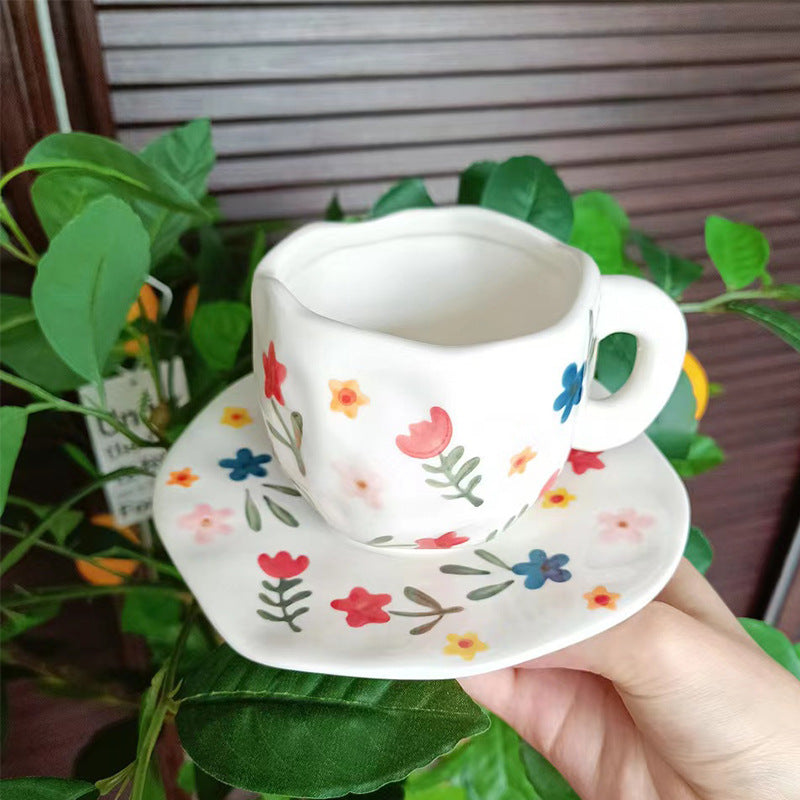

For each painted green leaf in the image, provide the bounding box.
[176,645,489,796]
[262,483,301,496]
[520,741,580,799]
[439,565,490,575]
[670,435,725,478]
[474,549,512,571]
[25,132,206,217]
[0,294,84,391]
[0,777,99,800]
[739,618,800,680]
[371,178,435,218]
[480,156,573,243]
[467,581,514,601]
[454,457,480,484]
[726,301,800,354]
[683,526,713,574]
[290,411,303,448]
[0,406,27,515]
[457,160,497,205]
[31,196,150,385]
[263,494,299,527]
[404,586,442,610]
[190,301,251,372]
[705,215,770,290]
[244,489,262,531]
[632,231,702,298]
[325,194,344,221]
[441,446,465,470]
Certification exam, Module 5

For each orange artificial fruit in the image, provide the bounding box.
[123,284,159,357]
[75,513,140,586]
[184,284,199,326]
[683,350,709,421]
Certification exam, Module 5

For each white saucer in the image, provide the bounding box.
[153,375,689,679]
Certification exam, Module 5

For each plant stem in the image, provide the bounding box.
[679,286,798,313]
[270,397,306,476]
[1,582,186,610]
[0,200,38,262]
[0,466,155,576]
[389,607,463,618]
[0,238,37,266]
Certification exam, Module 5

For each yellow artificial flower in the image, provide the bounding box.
[220,407,253,428]
[541,487,576,509]
[583,585,621,610]
[329,379,370,419]
[508,446,537,476]
[443,632,489,661]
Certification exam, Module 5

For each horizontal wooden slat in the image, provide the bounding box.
[104,31,800,85]
[96,4,800,46]
[111,62,800,123]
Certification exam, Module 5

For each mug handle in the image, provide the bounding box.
[572,275,687,452]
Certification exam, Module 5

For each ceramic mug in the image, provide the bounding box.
[251,206,686,550]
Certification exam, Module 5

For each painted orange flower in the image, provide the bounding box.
[329,379,370,419]
[508,446,537,476]
[166,467,198,488]
[220,406,253,428]
[444,632,489,661]
[541,487,576,509]
[584,585,621,610]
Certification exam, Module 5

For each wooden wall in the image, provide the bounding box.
[93,0,800,621]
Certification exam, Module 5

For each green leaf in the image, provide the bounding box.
[31,196,150,385]
[519,741,579,799]
[74,717,138,783]
[404,586,442,610]
[0,600,60,642]
[62,443,99,478]
[291,411,303,448]
[177,761,232,800]
[453,457,479,484]
[0,406,27,515]
[670,434,725,478]
[176,645,489,797]
[190,301,251,372]
[474,549,512,571]
[726,301,800,354]
[25,132,206,217]
[631,231,702,299]
[263,494,299,527]
[31,172,113,240]
[405,784,467,800]
[439,565,490,576]
[569,192,640,276]
[262,483,301,496]
[466,581,514,600]
[683,526,713,574]
[0,777,98,800]
[480,156,573,243]
[195,226,240,303]
[325,194,345,221]
[0,294,84,391]
[705,216,770,290]
[245,489,262,532]
[739,618,800,680]
[457,161,497,205]
[371,178,435,218]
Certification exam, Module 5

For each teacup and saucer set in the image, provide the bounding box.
[153,207,690,679]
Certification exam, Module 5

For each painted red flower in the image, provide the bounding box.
[262,341,287,406]
[258,551,309,579]
[330,587,391,627]
[537,469,561,501]
[415,531,469,549]
[567,449,605,475]
[396,406,453,459]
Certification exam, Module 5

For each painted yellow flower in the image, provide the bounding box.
[443,632,489,661]
[329,379,370,419]
[166,467,199,488]
[541,487,576,509]
[220,407,253,428]
[584,585,621,610]
[508,446,537,476]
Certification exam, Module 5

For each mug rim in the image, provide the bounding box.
[252,205,599,353]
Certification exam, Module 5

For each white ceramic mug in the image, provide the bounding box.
[251,207,686,549]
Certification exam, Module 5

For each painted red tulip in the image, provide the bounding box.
[262,341,287,406]
[258,551,309,579]
[396,406,453,459]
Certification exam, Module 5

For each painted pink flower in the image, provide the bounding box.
[262,341,287,406]
[258,551,309,579]
[178,503,234,543]
[537,469,561,501]
[415,531,469,549]
[396,406,453,459]
[597,508,655,542]
[567,449,605,475]
[331,587,392,627]
[336,463,383,509]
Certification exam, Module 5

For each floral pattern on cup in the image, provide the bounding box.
[331,587,392,627]
[336,463,383,509]
[443,632,488,661]
[329,379,370,419]
[219,448,272,481]
[508,446,537,477]
[512,550,572,589]
[257,551,311,633]
[537,470,561,501]
[262,342,287,406]
[567,448,605,475]
[584,585,621,610]
[415,532,469,550]
[220,406,253,428]
[541,487,576,509]
[396,406,484,507]
[554,362,585,423]
[167,467,198,488]
[597,509,654,542]
[179,503,234,544]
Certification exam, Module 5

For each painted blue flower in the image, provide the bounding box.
[553,362,585,423]
[511,549,571,589]
[218,448,272,481]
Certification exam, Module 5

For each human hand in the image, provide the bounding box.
[459,558,800,800]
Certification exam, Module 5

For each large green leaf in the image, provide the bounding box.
[176,645,489,797]
[31,196,150,385]
[0,406,27,515]
[683,526,713,574]
[670,434,724,478]
[631,231,702,298]
[569,192,640,276]
[0,778,98,800]
[519,742,579,799]
[190,301,251,372]
[0,295,84,391]
[726,301,800,354]
[480,156,573,243]
[705,216,770,290]
[371,179,435,218]
[31,172,113,240]
[25,132,205,217]
[456,161,497,205]
[405,785,467,800]
[739,619,800,680]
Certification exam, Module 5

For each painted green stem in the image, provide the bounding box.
[269,397,306,476]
